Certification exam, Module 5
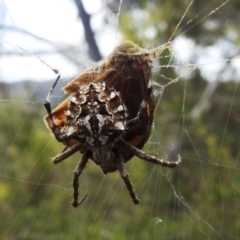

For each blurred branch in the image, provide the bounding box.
[0,25,85,67]
[190,80,219,119]
[189,61,232,120]
[0,50,57,56]
[74,0,102,61]
[0,25,53,44]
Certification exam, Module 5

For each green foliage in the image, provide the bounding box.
[121,0,240,46]
[1,77,240,239]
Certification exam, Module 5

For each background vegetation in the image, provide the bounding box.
[1,0,240,239]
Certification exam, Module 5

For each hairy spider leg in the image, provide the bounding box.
[128,88,152,124]
[44,75,62,141]
[118,139,181,167]
[72,149,91,207]
[127,70,152,125]
[114,149,140,204]
[52,144,82,164]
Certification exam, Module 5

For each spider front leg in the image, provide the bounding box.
[52,143,82,164]
[72,149,91,208]
[114,149,140,204]
[44,75,62,141]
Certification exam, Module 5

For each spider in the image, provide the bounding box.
[44,40,181,208]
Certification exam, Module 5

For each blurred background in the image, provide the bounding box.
[1,0,240,239]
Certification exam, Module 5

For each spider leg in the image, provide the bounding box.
[114,149,140,204]
[127,87,152,125]
[72,149,91,208]
[52,143,82,164]
[118,139,181,167]
[44,75,61,139]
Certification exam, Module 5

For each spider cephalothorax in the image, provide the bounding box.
[44,40,181,207]
[60,81,127,148]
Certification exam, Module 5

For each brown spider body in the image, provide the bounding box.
[44,40,180,207]
[45,41,154,173]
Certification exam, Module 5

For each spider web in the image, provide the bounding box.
[0,0,240,239]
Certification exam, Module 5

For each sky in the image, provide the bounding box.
[0,0,239,83]
[0,0,120,82]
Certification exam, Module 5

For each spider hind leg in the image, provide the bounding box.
[114,149,140,204]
